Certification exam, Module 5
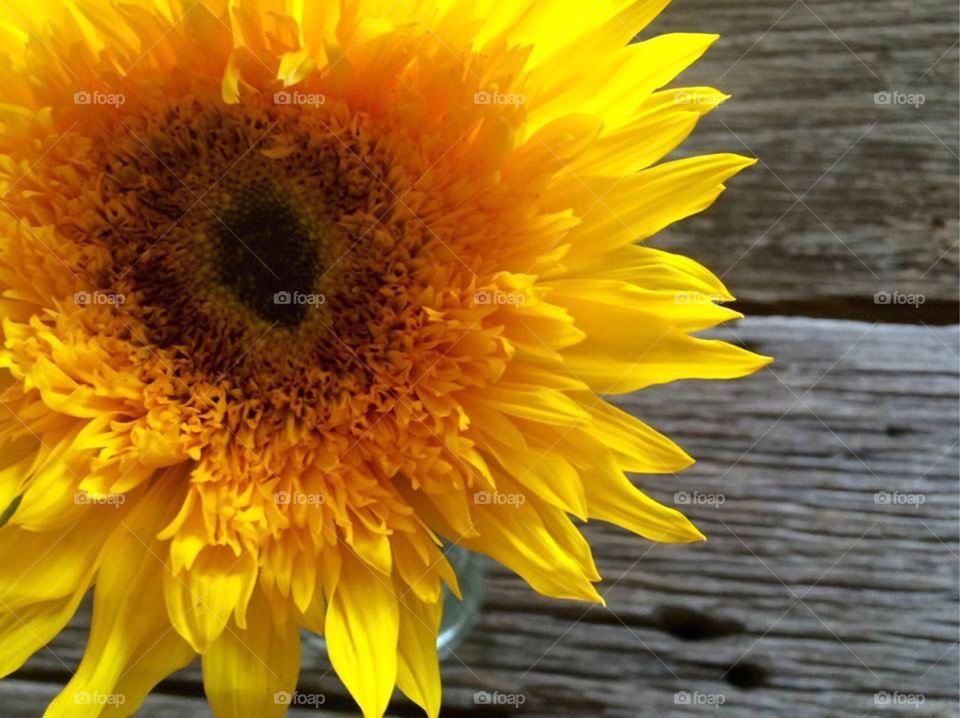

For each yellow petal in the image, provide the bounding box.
[582,459,705,543]
[393,533,460,605]
[350,523,393,576]
[562,328,772,394]
[481,385,589,427]
[456,487,602,604]
[325,552,399,718]
[566,87,729,176]
[529,33,719,131]
[10,423,89,530]
[165,545,258,652]
[482,439,588,519]
[588,401,694,474]
[552,154,757,261]
[547,278,743,332]
[559,245,734,302]
[0,503,129,679]
[0,594,87,679]
[0,507,117,612]
[504,114,603,187]
[101,627,194,717]
[44,478,194,718]
[513,403,693,475]
[474,0,636,66]
[396,590,442,718]
[203,585,301,718]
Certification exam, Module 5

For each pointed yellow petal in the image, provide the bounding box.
[583,460,705,543]
[0,594,87,680]
[563,330,772,394]
[396,591,442,718]
[549,154,757,261]
[202,585,301,718]
[0,507,117,612]
[456,487,602,604]
[102,627,194,717]
[589,401,694,474]
[566,87,729,176]
[325,553,399,718]
[529,33,720,130]
[513,403,693,475]
[393,533,459,605]
[481,385,589,426]
[45,478,194,717]
[165,545,258,653]
[482,439,588,519]
[559,245,735,302]
[547,278,743,332]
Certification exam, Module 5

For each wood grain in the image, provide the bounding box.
[642,0,960,316]
[7,317,958,717]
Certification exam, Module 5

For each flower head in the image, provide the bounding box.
[0,1,769,716]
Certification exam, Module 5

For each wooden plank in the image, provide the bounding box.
[637,0,960,314]
[0,679,357,718]
[7,317,958,716]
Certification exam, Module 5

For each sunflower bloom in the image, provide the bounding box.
[0,0,769,716]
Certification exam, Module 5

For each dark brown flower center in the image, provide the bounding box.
[72,91,437,428]
[214,180,323,328]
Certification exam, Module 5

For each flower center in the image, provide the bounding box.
[214,181,323,328]
[76,94,422,407]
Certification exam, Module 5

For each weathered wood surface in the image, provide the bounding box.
[5,317,959,717]
[645,0,959,316]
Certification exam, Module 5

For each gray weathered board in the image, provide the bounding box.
[3,0,959,716]
[5,318,959,717]
[646,0,959,318]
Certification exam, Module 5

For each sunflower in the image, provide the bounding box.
[0,0,769,716]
